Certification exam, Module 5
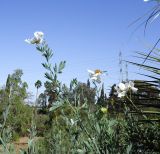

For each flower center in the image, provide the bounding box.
[94,69,102,74]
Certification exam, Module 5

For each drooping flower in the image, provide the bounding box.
[25,31,44,44]
[115,81,138,98]
[88,69,103,83]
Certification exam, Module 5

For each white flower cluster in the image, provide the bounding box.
[25,31,44,44]
[115,81,138,98]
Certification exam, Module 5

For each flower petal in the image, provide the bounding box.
[88,69,94,74]
[118,83,126,91]
[128,81,134,87]
[25,39,31,44]
[118,91,126,98]
[131,87,138,93]
[34,31,44,39]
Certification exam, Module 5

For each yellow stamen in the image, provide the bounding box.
[94,69,102,74]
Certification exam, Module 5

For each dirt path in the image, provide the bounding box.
[14,137,29,153]
[0,137,43,153]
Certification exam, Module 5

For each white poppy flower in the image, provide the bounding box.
[88,69,103,83]
[115,83,128,98]
[25,31,44,44]
[115,81,138,98]
[119,83,128,91]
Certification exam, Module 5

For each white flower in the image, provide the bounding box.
[119,83,128,91]
[70,119,78,126]
[127,81,138,93]
[70,119,75,125]
[144,0,160,2]
[88,69,103,83]
[115,81,138,98]
[25,31,44,44]
[115,83,128,98]
[118,91,127,98]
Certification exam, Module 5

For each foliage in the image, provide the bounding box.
[0,70,33,142]
[1,3,160,152]
[22,35,160,154]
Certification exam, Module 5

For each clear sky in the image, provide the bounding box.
[0,0,159,98]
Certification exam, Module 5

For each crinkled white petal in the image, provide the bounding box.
[115,86,121,94]
[118,91,126,98]
[118,83,126,91]
[128,81,134,88]
[94,73,100,77]
[31,37,39,44]
[25,39,32,44]
[91,76,97,80]
[124,83,129,90]
[127,81,138,92]
[34,31,44,39]
[88,70,94,74]
[25,31,44,45]
[38,38,43,44]
[114,85,119,91]
[25,37,43,44]
[131,87,138,93]
[70,119,75,125]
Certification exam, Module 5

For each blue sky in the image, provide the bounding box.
[0,0,159,98]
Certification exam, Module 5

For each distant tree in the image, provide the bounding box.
[97,84,107,106]
[87,79,90,88]
[73,81,96,106]
[0,69,29,104]
[44,81,58,107]
[35,80,42,100]
[37,93,48,108]
[10,69,28,100]
[0,69,32,140]
[5,74,11,95]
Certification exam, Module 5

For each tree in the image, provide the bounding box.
[73,81,96,106]
[97,84,107,106]
[37,93,48,108]
[35,80,42,104]
[0,69,32,140]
